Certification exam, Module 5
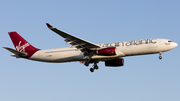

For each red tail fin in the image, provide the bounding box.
[8,32,40,57]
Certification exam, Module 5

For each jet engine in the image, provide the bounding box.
[105,58,124,67]
[97,47,116,56]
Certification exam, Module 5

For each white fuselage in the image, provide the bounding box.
[28,39,178,63]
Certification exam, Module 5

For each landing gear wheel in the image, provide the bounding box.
[90,68,94,72]
[159,56,162,59]
[159,52,162,60]
[85,62,89,66]
[94,65,99,70]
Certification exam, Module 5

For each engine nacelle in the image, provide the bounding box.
[105,58,124,67]
[97,47,116,56]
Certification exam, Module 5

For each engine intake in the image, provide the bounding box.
[105,58,124,67]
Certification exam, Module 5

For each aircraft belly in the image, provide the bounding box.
[29,49,85,62]
[119,44,159,56]
[132,44,159,55]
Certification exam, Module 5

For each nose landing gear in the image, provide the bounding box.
[159,52,162,59]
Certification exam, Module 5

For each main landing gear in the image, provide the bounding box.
[84,62,89,66]
[84,52,99,72]
[90,63,99,72]
[159,52,162,59]
[84,59,94,67]
[84,60,99,72]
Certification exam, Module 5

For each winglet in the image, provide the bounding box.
[46,23,54,28]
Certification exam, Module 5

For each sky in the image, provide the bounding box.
[0,0,180,101]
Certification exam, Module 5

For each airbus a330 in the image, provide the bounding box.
[4,23,178,72]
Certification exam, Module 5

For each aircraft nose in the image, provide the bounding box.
[174,42,178,47]
[172,42,178,48]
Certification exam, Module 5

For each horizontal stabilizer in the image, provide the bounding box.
[3,47,27,56]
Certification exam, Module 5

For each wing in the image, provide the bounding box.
[46,23,100,54]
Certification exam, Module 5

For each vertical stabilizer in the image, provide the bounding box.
[8,32,40,57]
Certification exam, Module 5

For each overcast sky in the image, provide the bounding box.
[0,0,180,101]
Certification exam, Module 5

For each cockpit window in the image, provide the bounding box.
[168,40,172,42]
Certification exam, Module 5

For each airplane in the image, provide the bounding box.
[3,23,178,72]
